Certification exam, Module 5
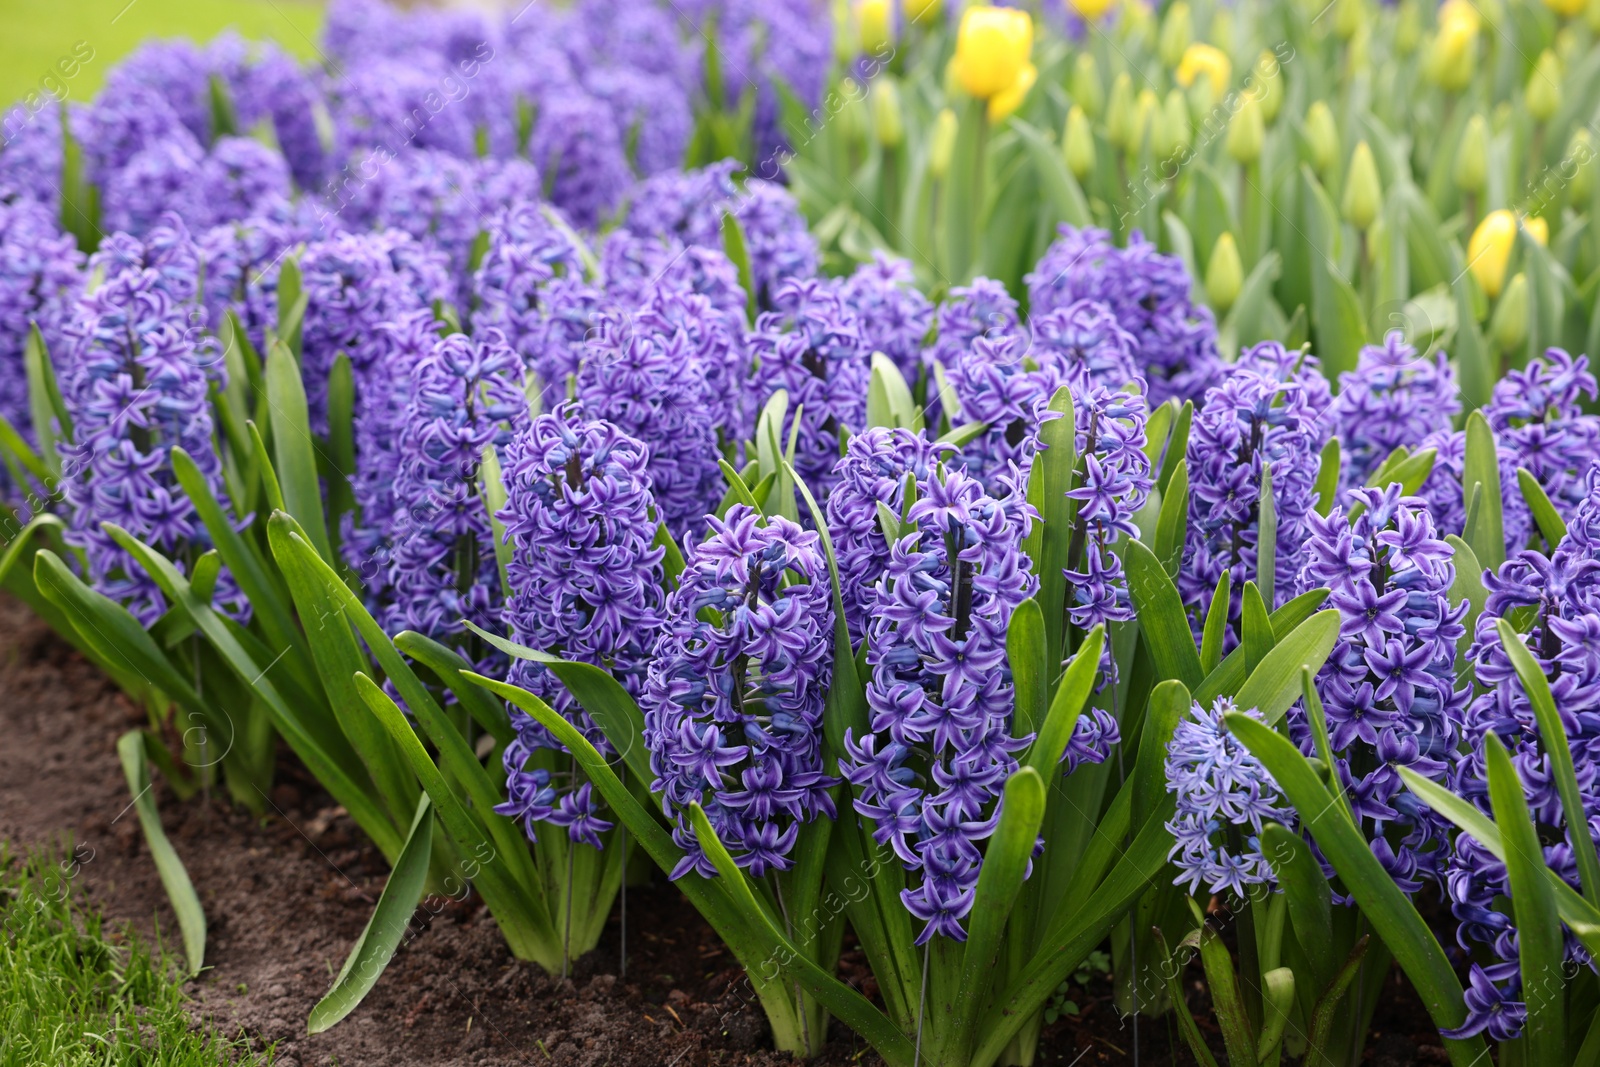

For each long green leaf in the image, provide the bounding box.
[1154,459,1190,575]
[1022,626,1104,778]
[308,796,434,1033]
[1007,598,1049,738]
[1485,734,1564,1062]
[1234,610,1341,724]
[265,340,332,561]
[1022,387,1076,666]
[1198,921,1258,1067]
[1125,539,1203,690]
[1192,590,1329,705]
[1199,571,1232,676]
[1261,823,1334,988]
[23,325,66,471]
[1227,715,1484,1064]
[117,731,206,975]
[393,631,514,746]
[1462,412,1504,568]
[1445,536,1487,683]
[1517,468,1567,548]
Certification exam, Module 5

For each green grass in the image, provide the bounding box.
[0,0,325,110]
[0,842,272,1066]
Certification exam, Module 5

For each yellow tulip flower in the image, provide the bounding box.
[1176,43,1232,101]
[1467,210,1517,298]
[989,63,1038,121]
[953,7,1034,100]
[1545,0,1584,17]
[1070,0,1121,22]
[857,0,893,54]
[1523,215,1549,246]
[904,0,942,24]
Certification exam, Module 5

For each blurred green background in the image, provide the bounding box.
[0,0,325,107]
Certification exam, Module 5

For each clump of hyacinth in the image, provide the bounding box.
[493,406,667,847]
[838,253,933,384]
[1332,330,1461,489]
[1439,470,1600,1040]
[197,216,294,353]
[923,277,1019,375]
[1165,698,1293,898]
[1484,349,1599,537]
[1292,485,1469,894]
[840,464,1047,944]
[380,331,527,642]
[599,231,747,329]
[1181,341,1333,617]
[621,161,819,309]
[530,91,633,230]
[942,298,1143,491]
[747,278,871,493]
[0,200,84,449]
[576,309,723,539]
[618,283,750,445]
[644,506,837,879]
[56,219,245,624]
[1025,225,1222,406]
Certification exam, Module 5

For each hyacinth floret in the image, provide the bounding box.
[1483,348,1600,530]
[644,505,836,880]
[1165,698,1293,898]
[495,404,666,847]
[838,253,933,384]
[1181,341,1333,616]
[0,200,84,449]
[1332,330,1461,488]
[1025,225,1222,406]
[381,330,527,641]
[841,461,1043,944]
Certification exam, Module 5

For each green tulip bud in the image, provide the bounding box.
[1132,88,1160,154]
[837,79,867,145]
[1159,2,1193,67]
[1396,0,1423,53]
[1164,90,1191,154]
[1304,101,1340,175]
[1205,232,1244,312]
[1106,72,1135,151]
[1527,50,1562,123]
[1225,92,1265,164]
[871,76,904,148]
[1342,140,1382,230]
[1455,114,1488,193]
[1071,53,1104,118]
[1210,8,1235,55]
[1490,272,1529,353]
[1251,51,1283,124]
[1568,128,1595,202]
[1064,105,1096,179]
[929,108,959,180]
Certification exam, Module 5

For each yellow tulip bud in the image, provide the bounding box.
[1545,0,1584,16]
[1205,232,1244,312]
[1071,53,1104,118]
[1396,0,1423,54]
[1176,43,1232,103]
[871,76,904,147]
[988,62,1038,122]
[1490,272,1529,352]
[1070,0,1121,21]
[1106,72,1135,150]
[1568,128,1595,202]
[1064,106,1096,179]
[953,6,1034,100]
[1588,0,1600,31]
[1526,51,1562,123]
[1455,115,1488,193]
[1164,89,1192,154]
[1250,51,1284,124]
[1334,0,1363,40]
[904,0,942,25]
[1430,1,1479,91]
[1468,209,1517,298]
[857,0,893,55]
[1225,92,1265,165]
[1523,215,1549,246]
[1342,141,1382,230]
[1439,0,1482,33]
[929,108,959,180]
[1304,101,1340,175]
[1159,2,1193,67]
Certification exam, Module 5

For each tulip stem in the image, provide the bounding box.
[973,115,989,270]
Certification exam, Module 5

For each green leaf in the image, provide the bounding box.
[1227,715,1484,1063]
[1153,928,1221,1067]
[23,324,68,470]
[1517,468,1567,548]
[720,210,758,323]
[1257,967,1296,1063]
[117,731,206,975]
[249,420,285,513]
[1193,590,1329,705]
[1007,598,1049,738]
[1261,823,1334,988]
[1313,438,1340,517]
[1132,680,1187,832]
[1240,581,1274,678]
[1257,464,1277,606]
[1156,401,1193,495]
[1022,387,1076,666]
[1199,572,1232,676]
[1023,626,1104,778]
[1234,610,1340,724]
[479,445,514,599]
[393,631,514,746]
[1306,936,1372,1056]
[1445,535,1487,683]
[1154,459,1190,575]
[1496,618,1600,905]
[325,353,356,559]
[307,796,434,1033]
[866,353,923,433]
[276,255,305,358]
[265,340,332,562]
[1198,920,1258,1067]
[1125,539,1203,690]
[1011,118,1092,228]
[936,420,988,449]
[1485,733,1565,1062]
[1462,412,1505,568]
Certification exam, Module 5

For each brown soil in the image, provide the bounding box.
[0,591,1447,1066]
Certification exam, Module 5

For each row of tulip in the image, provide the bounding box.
[0,2,1598,1066]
